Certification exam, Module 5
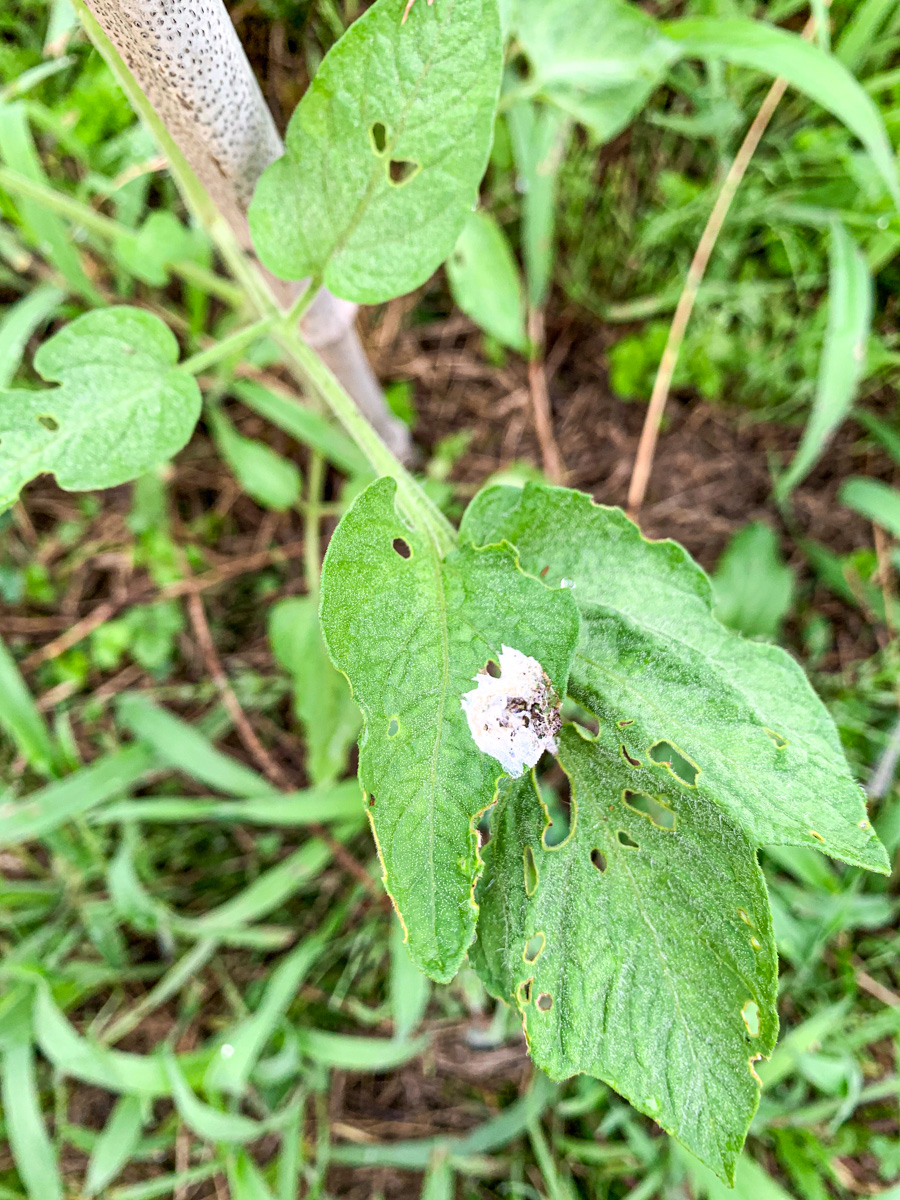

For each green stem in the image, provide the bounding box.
[275,324,457,555]
[284,277,322,328]
[179,315,278,375]
[0,165,245,307]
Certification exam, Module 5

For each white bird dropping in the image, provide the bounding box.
[461,646,562,778]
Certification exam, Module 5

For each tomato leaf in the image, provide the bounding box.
[0,307,201,508]
[472,738,778,1184]
[320,476,580,980]
[461,483,888,874]
[249,0,502,303]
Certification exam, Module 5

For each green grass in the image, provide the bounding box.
[0,0,898,1196]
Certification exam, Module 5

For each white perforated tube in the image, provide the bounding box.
[83,0,413,459]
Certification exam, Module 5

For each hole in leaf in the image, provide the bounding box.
[371,121,388,153]
[367,793,376,808]
[392,537,411,559]
[540,565,550,579]
[387,718,399,737]
[590,848,607,873]
[538,768,572,847]
[809,829,825,843]
[536,992,553,1012]
[737,909,754,928]
[649,741,699,786]
[749,936,761,950]
[618,719,634,729]
[523,845,538,896]
[741,999,760,1038]
[517,978,533,1005]
[389,159,419,185]
[484,659,501,679]
[617,831,640,849]
[620,745,641,769]
[37,414,59,432]
[623,790,676,831]
[765,727,788,750]
[523,933,545,964]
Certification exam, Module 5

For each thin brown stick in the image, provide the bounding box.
[627,15,816,518]
[527,309,566,485]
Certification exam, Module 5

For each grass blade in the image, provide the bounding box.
[226,1151,276,1200]
[776,221,873,499]
[233,379,370,478]
[206,920,340,1094]
[0,636,59,777]
[663,19,900,204]
[117,694,271,795]
[296,1028,427,1072]
[840,477,900,539]
[835,0,900,71]
[163,1053,263,1144]
[391,915,431,1041]
[0,745,157,844]
[0,284,63,388]
[91,780,363,826]
[0,102,99,301]
[84,1095,146,1196]
[1,1040,64,1200]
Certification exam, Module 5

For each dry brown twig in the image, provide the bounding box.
[627,14,818,518]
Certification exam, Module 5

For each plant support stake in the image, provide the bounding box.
[82,0,413,460]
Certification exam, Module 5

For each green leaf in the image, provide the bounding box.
[391,915,431,1040]
[0,636,59,777]
[472,736,778,1183]
[84,1095,146,1196]
[507,101,570,310]
[0,102,99,303]
[115,211,207,287]
[164,1053,264,1144]
[1,1040,64,1200]
[320,476,580,981]
[446,211,529,354]
[0,307,201,508]
[461,483,888,873]
[776,222,873,499]
[840,477,900,539]
[249,0,502,303]
[226,1152,276,1200]
[661,19,900,205]
[209,408,302,512]
[513,0,679,143]
[0,746,157,844]
[0,284,63,389]
[269,596,361,786]
[712,523,795,641]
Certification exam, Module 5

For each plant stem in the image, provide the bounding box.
[284,278,322,328]
[179,315,278,375]
[275,325,456,555]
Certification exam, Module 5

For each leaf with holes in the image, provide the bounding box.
[460,483,888,873]
[319,476,579,981]
[470,726,779,1183]
[249,0,503,303]
[0,307,201,509]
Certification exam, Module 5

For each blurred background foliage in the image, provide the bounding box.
[0,0,899,1197]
